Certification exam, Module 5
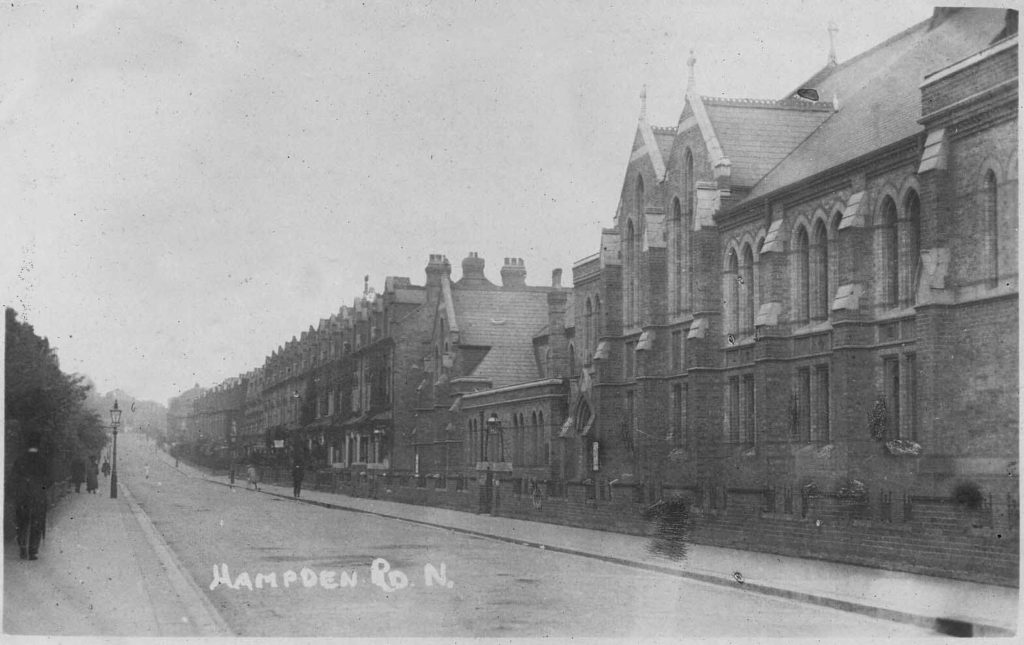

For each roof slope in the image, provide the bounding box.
[746,8,1007,201]
[702,99,833,187]
[451,287,551,387]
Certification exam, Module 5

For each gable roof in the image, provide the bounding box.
[450,286,551,388]
[744,8,1008,202]
[701,98,834,187]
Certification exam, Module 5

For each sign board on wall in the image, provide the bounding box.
[592,441,600,471]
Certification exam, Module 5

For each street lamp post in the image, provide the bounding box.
[110,400,121,498]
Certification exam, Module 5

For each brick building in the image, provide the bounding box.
[166,384,205,444]
[571,7,1018,583]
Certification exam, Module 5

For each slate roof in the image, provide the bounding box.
[701,98,833,187]
[450,285,552,388]
[744,8,1008,202]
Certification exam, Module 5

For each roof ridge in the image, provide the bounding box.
[784,17,931,98]
[702,96,835,111]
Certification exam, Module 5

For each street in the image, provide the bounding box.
[2,432,936,639]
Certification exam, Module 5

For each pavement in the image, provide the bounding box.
[3,473,232,637]
[160,451,1019,638]
[9,440,1015,638]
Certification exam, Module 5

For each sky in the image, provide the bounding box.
[2,0,962,404]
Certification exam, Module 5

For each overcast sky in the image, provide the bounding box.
[4,0,964,404]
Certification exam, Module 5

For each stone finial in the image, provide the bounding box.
[686,50,697,92]
[828,21,838,67]
[640,85,648,122]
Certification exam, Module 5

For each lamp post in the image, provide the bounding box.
[110,400,121,498]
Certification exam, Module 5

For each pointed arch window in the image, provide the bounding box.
[683,150,694,216]
[741,245,754,334]
[880,197,899,307]
[810,220,829,320]
[903,190,921,305]
[794,227,810,322]
[625,219,637,328]
[984,170,998,286]
[632,176,644,326]
[672,197,684,314]
[530,411,538,465]
[726,248,739,335]
[584,298,593,364]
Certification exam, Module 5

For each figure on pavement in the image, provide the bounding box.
[102,459,111,478]
[70,456,86,493]
[8,432,49,560]
[292,461,304,498]
[86,455,99,493]
[247,463,260,491]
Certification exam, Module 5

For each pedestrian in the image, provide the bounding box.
[247,463,260,491]
[101,459,110,478]
[86,455,99,494]
[144,463,150,479]
[70,456,86,493]
[8,433,49,560]
[291,461,305,499]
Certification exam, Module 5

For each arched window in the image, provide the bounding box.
[593,296,602,349]
[984,170,998,285]
[513,413,523,465]
[632,176,644,326]
[828,214,841,304]
[742,245,754,334]
[880,197,898,306]
[531,411,539,466]
[794,227,810,322]
[756,238,766,307]
[584,298,593,362]
[672,197,684,314]
[726,248,739,334]
[810,220,829,320]
[625,219,637,327]
[684,149,694,216]
[540,413,548,470]
[903,190,921,304]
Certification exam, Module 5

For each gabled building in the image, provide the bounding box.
[410,253,572,481]
[574,6,1017,583]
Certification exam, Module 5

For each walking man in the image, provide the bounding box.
[70,456,85,493]
[9,433,49,560]
[291,461,304,499]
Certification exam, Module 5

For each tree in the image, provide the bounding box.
[4,308,108,485]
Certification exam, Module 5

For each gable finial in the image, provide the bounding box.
[640,84,648,122]
[686,50,697,92]
[827,21,839,67]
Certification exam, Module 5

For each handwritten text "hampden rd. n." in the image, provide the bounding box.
[209,558,454,592]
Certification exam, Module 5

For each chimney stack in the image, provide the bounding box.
[425,253,451,288]
[460,251,488,284]
[500,257,527,289]
[552,268,563,288]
